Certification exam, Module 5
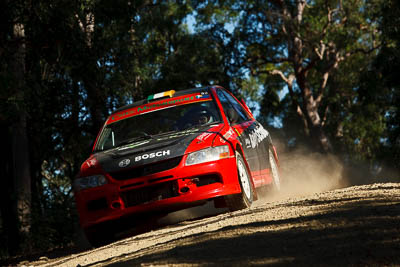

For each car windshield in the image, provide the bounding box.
[94,99,222,152]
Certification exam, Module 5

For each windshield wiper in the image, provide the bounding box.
[152,130,179,137]
[118,132,153,147]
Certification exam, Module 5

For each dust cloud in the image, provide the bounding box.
[258,145,347,204]
[159,144,399,226]
[279,147,346,194]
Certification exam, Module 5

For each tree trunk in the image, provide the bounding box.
[85,80,107,135]
[288,1,333,153]
[12,111,32,236]
[11,23,32,240]
[0,124,20,256]
[76,11,106,136]
[296,69,332,153]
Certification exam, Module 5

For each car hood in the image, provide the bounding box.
[94,124,223,173]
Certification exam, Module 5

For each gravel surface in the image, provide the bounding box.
[27,182,400,267]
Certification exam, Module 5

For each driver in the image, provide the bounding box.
[192,108,213,125]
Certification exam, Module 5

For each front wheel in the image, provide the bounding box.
[84,225,115,248]
[225,152,254,211]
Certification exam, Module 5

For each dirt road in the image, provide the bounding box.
[28,182,399,267]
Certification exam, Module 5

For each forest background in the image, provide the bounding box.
[0,0,399,260]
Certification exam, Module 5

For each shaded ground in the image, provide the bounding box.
[25,182,400,267]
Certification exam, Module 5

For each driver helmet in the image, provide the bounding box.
[192,108,213,125]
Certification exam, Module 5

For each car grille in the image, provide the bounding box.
[109,156,182,181]
[120,181,178,207]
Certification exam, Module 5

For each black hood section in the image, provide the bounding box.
[95,126,217,174]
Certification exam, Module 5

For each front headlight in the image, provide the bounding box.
[185,145,230,166]
[73,175,107,192]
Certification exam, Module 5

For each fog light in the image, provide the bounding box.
[111,201,122,209]
[180,187,190,193]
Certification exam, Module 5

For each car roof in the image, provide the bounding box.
[112,86,217,114]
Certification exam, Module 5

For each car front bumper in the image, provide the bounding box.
[75,156,240,229]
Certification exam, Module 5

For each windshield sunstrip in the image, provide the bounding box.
[107,93,212,125]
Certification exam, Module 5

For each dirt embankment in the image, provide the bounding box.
[26,182,400,267]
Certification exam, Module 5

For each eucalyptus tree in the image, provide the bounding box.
[243,0,381,152]
[195,0,381,152]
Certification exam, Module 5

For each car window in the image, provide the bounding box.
[221,90,251,121]
[216,89,246,124]
[95,99,222,151]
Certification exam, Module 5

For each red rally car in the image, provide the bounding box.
[74,86,281,245]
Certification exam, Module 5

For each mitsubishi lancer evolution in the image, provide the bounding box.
[73,86,281,246]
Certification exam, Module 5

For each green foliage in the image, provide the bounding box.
[31,163,77,250]
[0,0,399,261]
[358,0,400,175]
[193,0,397,171]
[1,0,234,259]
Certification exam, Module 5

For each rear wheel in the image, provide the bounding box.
[269,148,281,191]
[225,152,254,211]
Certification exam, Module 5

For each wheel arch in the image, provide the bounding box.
[269,144,280,168]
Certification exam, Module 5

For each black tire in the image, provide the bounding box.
[84,225,115,248]
[269,147,281,191]
[225,152,254,211]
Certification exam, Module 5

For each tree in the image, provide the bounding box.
[0,0,32,255]
[356,0,400,176]
[228,0,380,152]
[1,0,236,258]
